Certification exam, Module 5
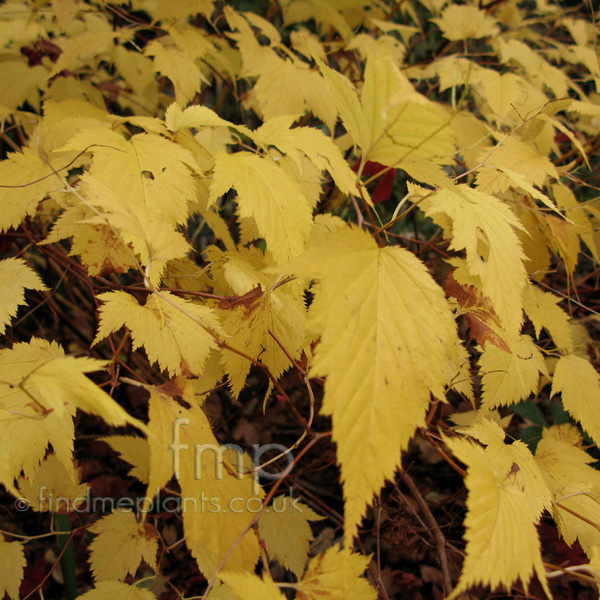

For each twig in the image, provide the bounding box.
[402,472,452,595]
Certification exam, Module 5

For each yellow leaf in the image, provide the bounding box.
[44,205,136,278]
[320,53,454,177]
[462,418,552,519]
[0,337,144,429]
[445,265,511,352]
[475,136,558,195]
[514,203,552,280]
[296,545,377,600]
[18,453,88,512]
[27,354,145,429]
[535,425,600,557]
[289,227,461,541]
[553,182,600,264]
[259,496,324,578]
[0,258,47,334]
[0,61,46,111]
[478,70,549,125]
[77,581,157,600]
[165,102,246,134]
[51,0,79,30]
[523,284,573,352]
[78,175,191,286]
[101,436,150,483]
[226,10,337,129]
[421,184,528,341]
[219,572,286,600]
[0,149,59,233]
[445,435,550,599]
[496,166,560,217]
[552,354,600,445]
[217,287,270,399]
[155,0,214,20]
[60,128,198,226]
[89,510,158,582]
[479,335,548,409]
[48,27,116,79]
[212,264,306,398]
[145,39,206,105]
[146,379,263,576]
[0,339,76,494]
[208,151,313,264]
[252,116,358,196]
[94,291,222,378]
[497,39,569,99]
[433,5,499,41]
[0,537,26,600]
[544,213,581,276]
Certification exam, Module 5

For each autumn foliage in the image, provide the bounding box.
[2,0,600,599]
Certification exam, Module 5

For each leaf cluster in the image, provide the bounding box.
[1,1,600,599]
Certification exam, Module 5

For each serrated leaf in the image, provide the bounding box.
[77,581,157,600]
[535,425,600,556]
[445,267,510,352]
[0,339,76,495]
[296,545,377,600]
[320,53,454,178]
[0,538,26,600]
[419,184,528,341]
[89,510,158,582]
[475,136,558,195]
[219,572,286,600]
[146,378,263,577]
[463,418,552,518]
[0,149,59,232]
[78,174,191,285]
[209,151,313,263]
[94,291,222,378]
[479,335,548,409]
[18,453,88,512]
[259,496,324,578]
[0,61,46,111]
[552,354,600,445]
[44,204,136,278]
[59,128,198,225]
[165,102,243,133]
[101,436,150,483]
[523,284,573,352]
[445,435,550,599]
[252,116,357,196]
[217,286,270,399]
[0,258,47,334]
[289,227,461,542]
[0,338,144,458]
[145,40,206,105]
[433,5,499,41]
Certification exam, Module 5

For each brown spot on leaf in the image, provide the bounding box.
[217,284,264,313]
[445,270,510,352]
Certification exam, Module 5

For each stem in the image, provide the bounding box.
[55,513,78,600]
